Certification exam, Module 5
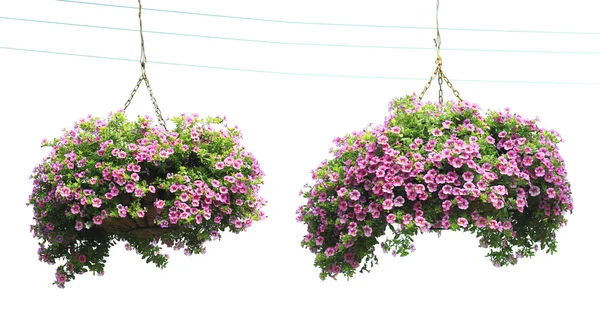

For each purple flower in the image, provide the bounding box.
[325,247,335,257]
[363,225,373,237]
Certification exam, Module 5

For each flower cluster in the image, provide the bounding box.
[29,111,266,287]
[297,95,572,280]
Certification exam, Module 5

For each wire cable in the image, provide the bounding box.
[1,17,598,55]
[55,0,600,36]
[1,46,598,85]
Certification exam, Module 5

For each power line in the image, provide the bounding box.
[2,16,599,55]
[1,46,598,85]
[55,0,600,36]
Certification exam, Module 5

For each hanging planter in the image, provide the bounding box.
[28,0,266,288]
[296,94,572,280]
[298,0,573,280]
[29,112,266,287]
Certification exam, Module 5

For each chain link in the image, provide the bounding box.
[442,72,463,103]
[142,69,167,129]
[437,58,444,104]
[417,0,463,104]
[124,75,144,110]
[418,67,438,102]
[122,0,167,130]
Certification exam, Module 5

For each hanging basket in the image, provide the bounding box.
[29,112,266,287]
[297,95,573,280]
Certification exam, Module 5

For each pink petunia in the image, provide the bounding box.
[363,225,373,237]
[476,217,487,228]
[457,217,468,228]
[91,198,102,208]
[414,216,427,227]
[382,199,393,210]
[325,247,335,257]
[529,186,541,197]
[349,190,361,201]
[60,186,71,198]
[93,215,103,225]
[386,214,397,224]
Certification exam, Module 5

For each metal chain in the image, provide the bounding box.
[418,66,438,102]
[418,0,463,104]
[123,0,167,130]
[442,72,463,102]
[436,57,443,104]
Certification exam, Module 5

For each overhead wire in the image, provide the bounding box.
[1,46,598,85]
[55,0,600,36]
[1,16,598,55]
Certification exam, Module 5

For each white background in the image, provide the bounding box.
[1,0,599,310]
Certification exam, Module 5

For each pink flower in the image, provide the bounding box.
[382,199,393,210]
[325,247,335,257]
[529,186,541,196]
[349,190,361,201]
[71,204,80,215]
[234,219,243,228]
[363,225,373,237]
[492,185,507,196]
[391,126,401,134]
[91,198,102,208]
[476,217,487,228]
[60,186,71,197]
[56,274,67,284]
[180,193,189,202]
[93,215,103,225]
[386,214,397,224]
[546,188,556,198]
[457,217,468,228]
[486,136,495,144]
[125,183,135,193]
[75,221,83,231]
[414,216,426,227]
[137,210,145,218]
[432,128,443,136]
[535,166,545,177]
[154,199,165,208]
[344,252,355,263]
[316,236,324,245]
[215,162,225,169]
[78,254,87,263]
[498,131,507,138]
[377,135,389,145]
